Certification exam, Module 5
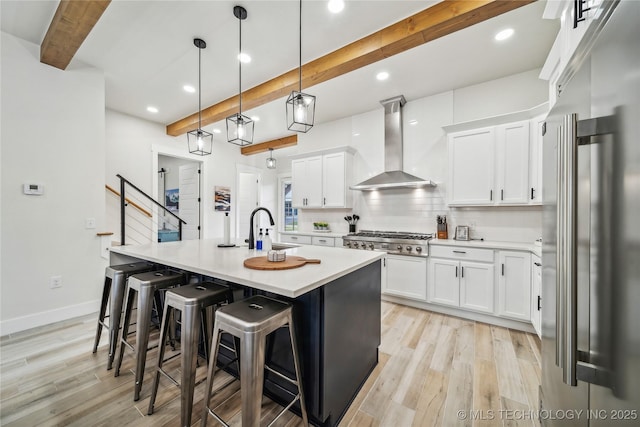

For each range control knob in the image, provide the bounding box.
[397,245,402,250]
[406,246,412,252]
[360,242,367,249]
[345,242,351,248]
[416,246,422,253]
[368,243,375,249]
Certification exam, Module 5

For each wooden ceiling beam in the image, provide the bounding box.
[40,0,111,70]
[167,0,534,137]
[241,135,298,156]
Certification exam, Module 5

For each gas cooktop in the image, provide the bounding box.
[342,230,434,257]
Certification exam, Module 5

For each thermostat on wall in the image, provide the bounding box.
[23,183,44,195]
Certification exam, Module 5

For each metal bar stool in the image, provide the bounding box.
[114,270,186,400]
[93,261,156,369]
[147,281,233,427]
[201,295,308,427]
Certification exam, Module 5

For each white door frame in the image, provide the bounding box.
[151,144,205,241]
[235,164,262,239]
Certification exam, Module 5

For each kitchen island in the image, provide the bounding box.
[110,240,383,426]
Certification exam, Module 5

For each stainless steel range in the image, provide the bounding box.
[342,230,434,257]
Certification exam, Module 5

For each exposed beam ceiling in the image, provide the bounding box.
[40,0,111,70]
[241,135,298,156]
[166,0,535,137]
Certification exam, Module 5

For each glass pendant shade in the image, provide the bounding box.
[226,113,254,146]
[286,91,316,133]
[187,129,213,155]
[266,148,277,169]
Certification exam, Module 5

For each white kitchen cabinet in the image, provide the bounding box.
[382,255,427,301]
[291,156,322,208]
[279,234,312,245]
[322,151,352,208]
[531,254,542,337]
[529,115,545,204]
[291,148,353,209]
[429,245,495,314]
[448,127,495,205]
[459,261,495,314]
[311,236,336,247]
[497,250,531,321]
[495,120,530,205]
[428,258,459,307]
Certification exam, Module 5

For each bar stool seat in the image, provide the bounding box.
[147,282,233,427]
[201,295,308,427]
[93,261,156,370]
[114,270,186,400]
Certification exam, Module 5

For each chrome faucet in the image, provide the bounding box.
[248,207,275,249]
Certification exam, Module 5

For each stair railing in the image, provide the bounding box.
[116,174,187,245]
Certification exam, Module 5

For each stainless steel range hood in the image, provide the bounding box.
[350,95,436,190]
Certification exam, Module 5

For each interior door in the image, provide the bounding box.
[237,171,259,241]
[178,163,200,240]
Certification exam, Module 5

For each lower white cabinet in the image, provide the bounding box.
[428,257,494,313]
[531,255,542,337]
[459,261,495,314]
[279,234,312,245]
[497,250,531,321]
[311,236,336,247]
[382,255,427,301]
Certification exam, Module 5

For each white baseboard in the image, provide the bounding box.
[0,299,100,336]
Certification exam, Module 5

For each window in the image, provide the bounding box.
[281,179,298,231]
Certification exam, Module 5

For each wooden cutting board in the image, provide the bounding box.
[244,256,321,270]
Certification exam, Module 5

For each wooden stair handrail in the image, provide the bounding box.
[105,184,152,218]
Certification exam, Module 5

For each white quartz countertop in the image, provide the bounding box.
[430,238,541,257]
[110,239,383,298]
[279,230,347,239]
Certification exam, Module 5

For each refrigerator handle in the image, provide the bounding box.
[556,113,578,386]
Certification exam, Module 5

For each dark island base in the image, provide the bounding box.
[216,260,382,426]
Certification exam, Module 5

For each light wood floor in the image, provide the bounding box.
[0,302,541,426]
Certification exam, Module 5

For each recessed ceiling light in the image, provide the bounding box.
[238,52,251,63]
[213,129,222,134]
[328,0,344,13]
[495,28,514,41]
[147,106,158,113]
[409,119,418,125]
[376,71,389,81]
[183,85,195,93]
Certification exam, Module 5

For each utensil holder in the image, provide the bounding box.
[349,224,356,233]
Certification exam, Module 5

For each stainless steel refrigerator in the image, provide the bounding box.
[541,0,640,425]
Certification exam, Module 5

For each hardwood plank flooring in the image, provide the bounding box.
[0,302,541,426]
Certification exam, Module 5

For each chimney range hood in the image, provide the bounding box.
[350,95,436,190]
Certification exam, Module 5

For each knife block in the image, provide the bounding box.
[437,223,448,239]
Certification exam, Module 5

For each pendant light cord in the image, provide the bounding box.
[298,0,302,93]
[239,13,243,115]
[198,44,202,130]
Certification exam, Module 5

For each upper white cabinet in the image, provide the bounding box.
[496,121,530,204]
[291,147,353,209]
[448,127,495,205]
[529,115,545,204]
[445,104,547,207]
[291,156,322,208]
[497,250,531,321]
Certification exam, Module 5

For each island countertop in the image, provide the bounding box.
[109,239,383,298]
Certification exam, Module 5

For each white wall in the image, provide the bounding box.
[271,69,545,242]
[0,32,107,334]
[105,110,265,243]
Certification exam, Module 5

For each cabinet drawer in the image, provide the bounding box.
[312,236,336,247]
[429,245,494,262]
[280,234,312,245]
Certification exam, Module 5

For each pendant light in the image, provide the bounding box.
[266,148,277,169]
[286,0,315,133]
[227,6,254,146]
[187,38,213,156]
